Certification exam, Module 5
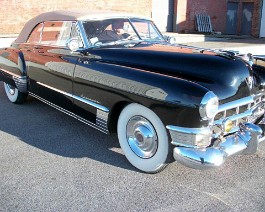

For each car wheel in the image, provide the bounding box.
[117,103,172,173]
[4,82,27,104]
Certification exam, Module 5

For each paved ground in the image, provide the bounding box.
[183,38,265,56]
[1,84,265,211]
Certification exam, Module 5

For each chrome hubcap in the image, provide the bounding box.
[5,84,16,95]
[126,116,158,158]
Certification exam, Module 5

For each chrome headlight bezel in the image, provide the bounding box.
[199,91,219,120]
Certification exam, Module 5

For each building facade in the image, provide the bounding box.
[0,0,264,37]
[260,0,265,37]
[153,0,264,37]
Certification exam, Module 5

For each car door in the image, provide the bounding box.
[25,21,79,109]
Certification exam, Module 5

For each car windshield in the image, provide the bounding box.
[82,18,164,47]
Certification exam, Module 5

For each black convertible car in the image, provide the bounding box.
[1,10,265,173]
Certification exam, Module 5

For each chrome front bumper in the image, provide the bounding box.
[167,123,264,170]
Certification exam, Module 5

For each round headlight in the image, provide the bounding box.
[199,91,219,120]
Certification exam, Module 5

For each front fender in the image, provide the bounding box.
[74,60,210,128]
[253,56,265,90]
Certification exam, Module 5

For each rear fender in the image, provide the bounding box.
[0,47,28,92]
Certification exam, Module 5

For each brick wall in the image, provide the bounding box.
[175,0,226,33]
[174,0,262,36]
[0,0,262,36]
[0,0,152,35]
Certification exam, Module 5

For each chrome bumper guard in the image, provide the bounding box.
[168,123,264,170]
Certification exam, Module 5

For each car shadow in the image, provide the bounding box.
[0,83,138,172]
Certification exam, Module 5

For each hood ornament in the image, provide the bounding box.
[238,53,254,66]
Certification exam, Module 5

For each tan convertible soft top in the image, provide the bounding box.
[15,10,150,43]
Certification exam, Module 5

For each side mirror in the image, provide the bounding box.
[164,35,176,44]
[66,37,84,52]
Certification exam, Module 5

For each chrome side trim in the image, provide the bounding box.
[77,21,90,48]
[0,69,28,92]
[36,82,109,112]
[13,76,28,92]
[29,92,109,134]
[166,125,211,148]
[0,68,21,78]
[96,110,108,129]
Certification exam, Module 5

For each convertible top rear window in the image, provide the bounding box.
[27,21,74,46]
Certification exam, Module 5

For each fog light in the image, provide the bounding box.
[223,119,233,132]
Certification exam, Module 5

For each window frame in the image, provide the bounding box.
[27,21,83,48]
[26,22,44,44]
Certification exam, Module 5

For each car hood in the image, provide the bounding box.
[88,43,254,103]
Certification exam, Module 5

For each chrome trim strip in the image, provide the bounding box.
[96,119,108,125]
[0,68,21,78]
[217,95,256,113]
[39,22,44,44]
[36,82,109,112]
[77,21,90,48]
[13,76,28,93]
[166,125,210,135]
[96,109,108,128]
[29,92,109,134]
[0,69,28,92]
[166,125,211,148]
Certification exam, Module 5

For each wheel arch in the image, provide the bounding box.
[108,101,131,133]
[0,48,28,93]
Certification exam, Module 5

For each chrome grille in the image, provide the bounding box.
[214,94,265,129]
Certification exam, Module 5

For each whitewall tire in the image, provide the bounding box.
[118,103,171,173]
[4,82,27,104]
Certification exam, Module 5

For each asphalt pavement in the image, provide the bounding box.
[1,84,265,211]
[182,37,265,56]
